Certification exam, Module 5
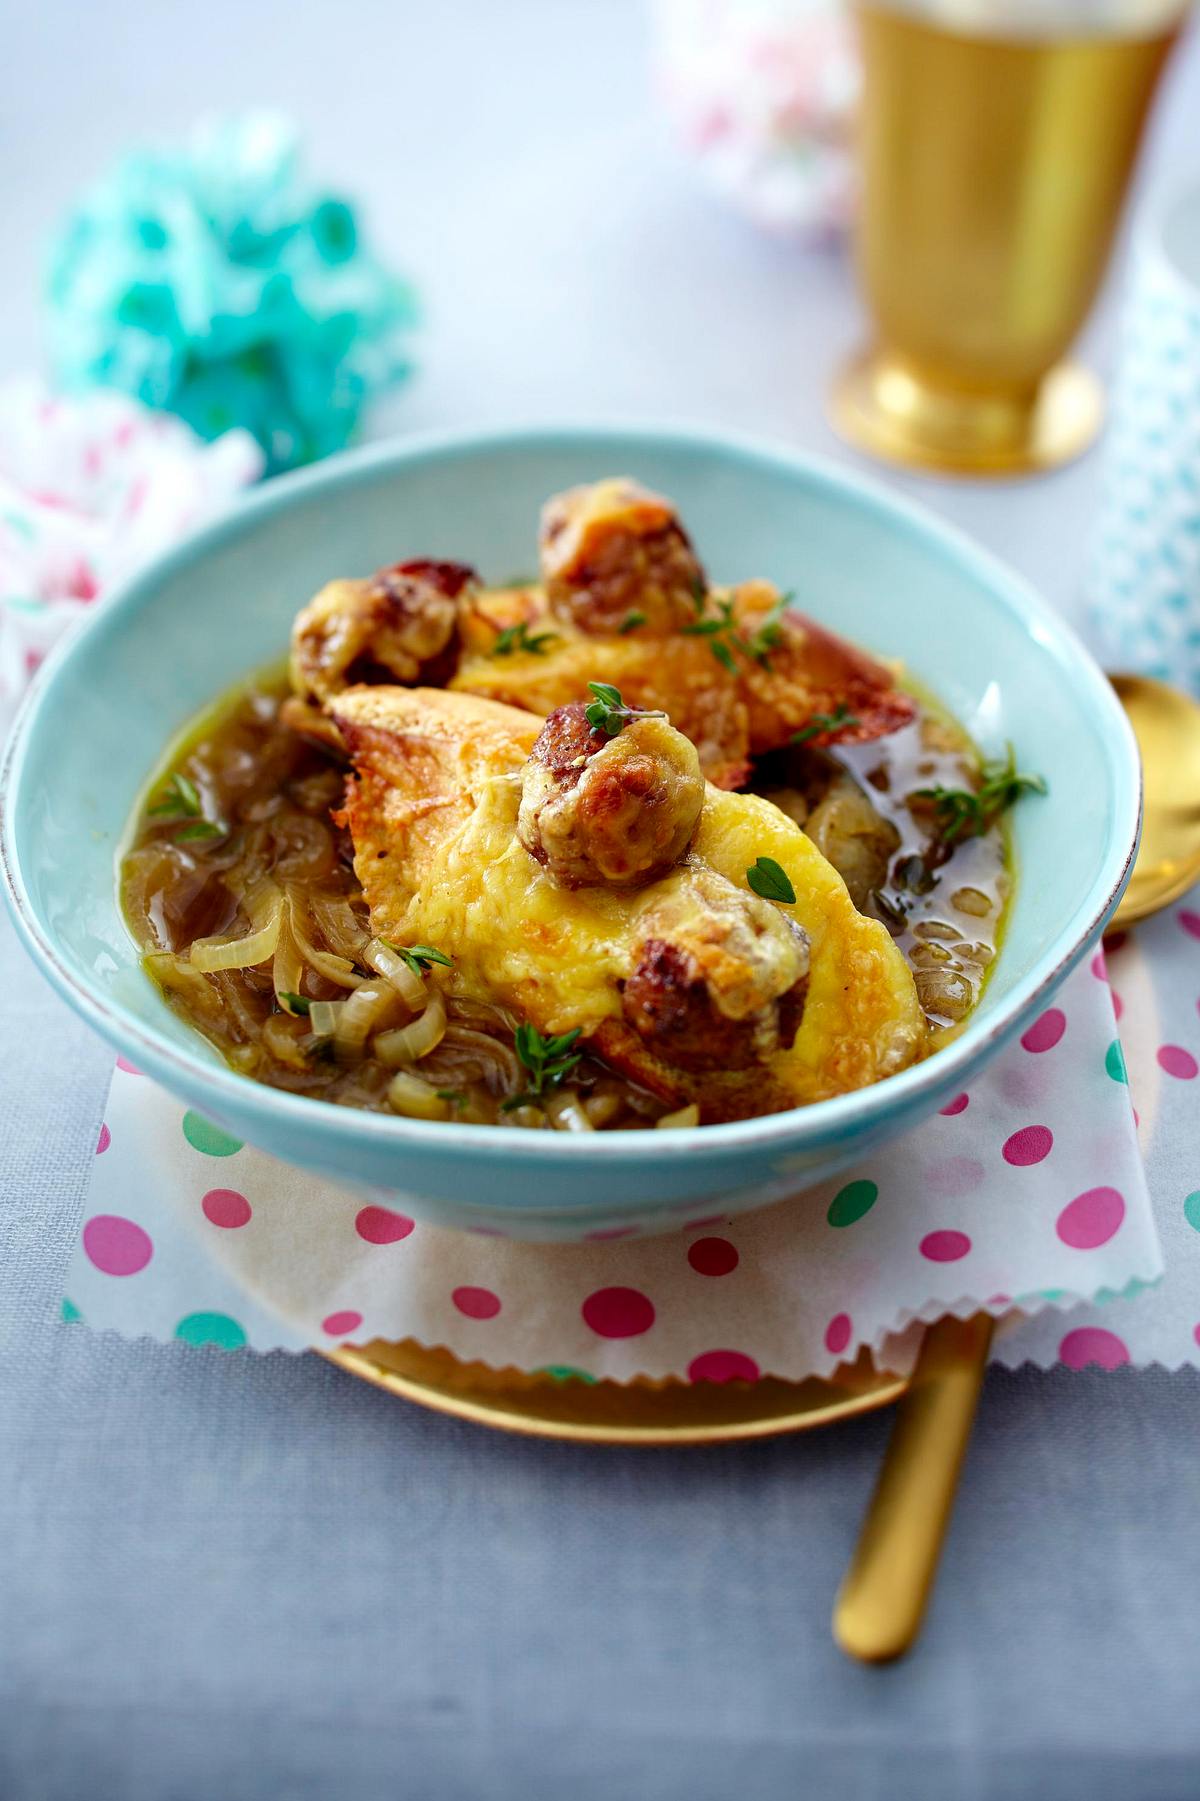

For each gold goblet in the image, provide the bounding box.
[832,2,1184,477]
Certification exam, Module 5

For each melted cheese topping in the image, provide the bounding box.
[695,790,926,1101]
[389,772,924,1105]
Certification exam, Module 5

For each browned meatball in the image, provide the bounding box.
[290,558,476,704]
[517,703,705,889]
[622,871,810,1070]
[539,478,706,635]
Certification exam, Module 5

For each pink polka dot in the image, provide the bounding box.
[115,1055,142,1075]
[1194,1323,1200,1351]
[1111,991,1124,1021]
[1056,1186,1125,1250]
[1090,949,1108,981]
[926,1156,985,1200]
[919,1229,972,1262]
[582,1286,655,1338]
[1002,1125,1053,1166]
[82,1214,153,1276]
[939,1092,969,1116]
[687,1236,739,1277]
[584,1226,637,1241]
[322,1310,363,1336]
[688,1349,760,1383]
[355,1205,415,1244]
[1157,1044,1198,1080]
[1179,909,1200,941]
[452,1285,501,1320]
[201,1188,252,1230]
[988,1293,1011,1307]
[96,1123,110,1155]
[824,1313,853,1356]
[1059,1326,1129,1371]
[1021,1008,1066,1054]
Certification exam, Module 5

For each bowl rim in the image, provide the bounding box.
[1,418,1141,1165]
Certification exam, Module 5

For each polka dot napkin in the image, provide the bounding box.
[62,899,1200,1381]
[993,902,1200,1373]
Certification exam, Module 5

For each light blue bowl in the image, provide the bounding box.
[1,425,1140,1239]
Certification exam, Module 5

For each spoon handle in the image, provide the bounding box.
[833,1311,994,1663]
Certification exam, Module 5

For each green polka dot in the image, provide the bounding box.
[827,1179,879,1228]
[1105,1039,1128,1084]
[174,1311,247,1350]
[182,1111,244,1157]
[61,1297,83,1324]
[1184,1192,1200,1234]
[535,1365,597,1385]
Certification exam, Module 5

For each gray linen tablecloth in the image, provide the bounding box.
[3,3,1199,1796]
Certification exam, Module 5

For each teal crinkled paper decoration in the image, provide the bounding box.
[47,114,418,473]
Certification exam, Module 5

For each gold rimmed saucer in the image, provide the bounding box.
[325,1340,907,1445]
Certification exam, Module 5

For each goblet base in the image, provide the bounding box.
[830,349,1104,480]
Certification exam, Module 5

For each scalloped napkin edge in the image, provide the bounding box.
[58,903,1200,1380]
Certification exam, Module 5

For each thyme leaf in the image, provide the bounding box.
[742,592,791,666]
[682,594,742,674]
[386,942,454,975]
[789,702,861,746]
[490,621,559,657]
[746,856,796,904]
[147,772,202,819]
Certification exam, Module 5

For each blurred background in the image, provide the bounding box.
[2,0,1198,654]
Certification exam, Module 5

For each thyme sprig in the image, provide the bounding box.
[147,772,202,819]
[682,594,740,673]
[147,771,226,843]
[490,620,559,657]
[386,943,454,976]
[790,702,861,747]
[583,681,630,736]
[501,1023,583,1111]
[742,592,791,666]
[582,682,664,738]
[683,587,793,673]
[913,745,1047,844]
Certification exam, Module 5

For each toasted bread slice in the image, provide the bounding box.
[330,686,925,1121]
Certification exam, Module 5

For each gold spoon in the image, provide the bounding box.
[1109,675,1200,929]
[833,671,1200,1663]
